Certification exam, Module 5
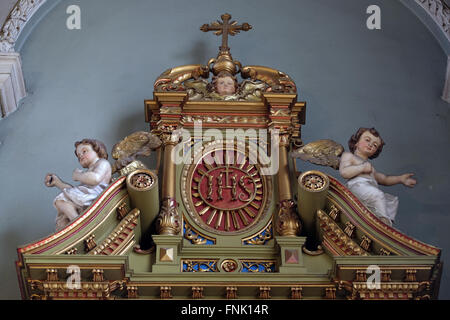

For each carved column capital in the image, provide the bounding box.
[156,198,181,235]
[275,199,301,237]
[278,132,291,147]
[160,128,182,146]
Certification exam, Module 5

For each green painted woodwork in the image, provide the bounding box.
[127,172,160,237]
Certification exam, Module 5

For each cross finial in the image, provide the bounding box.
[200,13,252,52]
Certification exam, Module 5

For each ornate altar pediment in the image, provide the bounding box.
[16,14,442,300]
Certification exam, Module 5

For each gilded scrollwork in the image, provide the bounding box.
[242,221,273,245]
[182,259,219,272]
[240,260,276,273]
[183,221,216,245]
[181,114,269,125]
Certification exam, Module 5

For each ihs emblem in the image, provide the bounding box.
[187,148,267,233]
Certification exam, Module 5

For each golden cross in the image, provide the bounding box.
[200,13,252,51]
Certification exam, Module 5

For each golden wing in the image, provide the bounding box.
[240,65,296,93]
[154,64,210,91]
[184,79,210,100]
[291,139,344,169]
[112,131,162,172]
[238,80,267,101]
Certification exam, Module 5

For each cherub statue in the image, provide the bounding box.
[45,139,112,231]
[184,70,267,101]
[207,71,239,100]
[292,128,416,226]
[339,127,416,226]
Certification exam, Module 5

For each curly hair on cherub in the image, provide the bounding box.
[208,71,239,94]
[348,127,385,159]
[74,138,108,160]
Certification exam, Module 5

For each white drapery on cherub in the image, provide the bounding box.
[45,139,112,232]
[292,128,416,226]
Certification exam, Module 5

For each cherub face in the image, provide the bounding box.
[216,76,236,95]
[355,131,381,158]
[76,144,99,168]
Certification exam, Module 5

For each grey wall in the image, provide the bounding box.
[0,0,448,299]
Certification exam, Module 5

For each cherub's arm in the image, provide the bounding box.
[374,170,416,187]
[339,152,372,179]
[73,160,111,186]
[45,173,73,191]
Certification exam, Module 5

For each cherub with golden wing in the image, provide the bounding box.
[111,131,162,174]
[292,128,416,226]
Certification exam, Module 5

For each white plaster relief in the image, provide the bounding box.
[416,0,450,41]
[0,0,47,53]
[0,52,26,118]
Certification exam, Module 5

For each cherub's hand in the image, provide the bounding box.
[401,173,417,188]
[361,162,373,174]
[44,173,59,187]
[72,168,84,182]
